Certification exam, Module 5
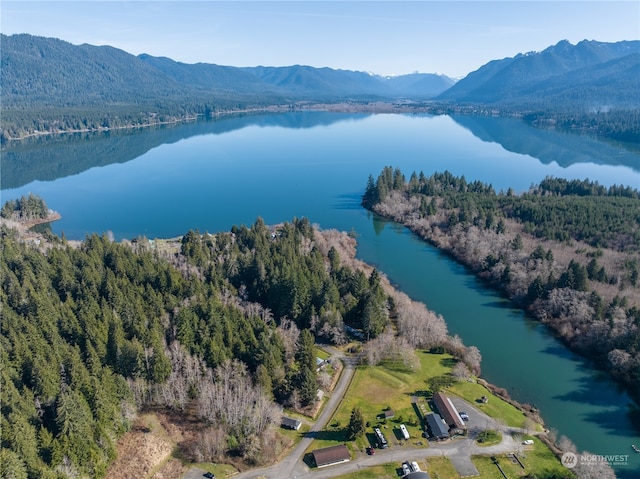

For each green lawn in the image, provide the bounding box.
[424,456,460,479]
[312,351,539,453]
[476,429,502,446]
[316,347,331,360]
[306,350,565,477]
[192,462,238,479]
[330,462,401,479]
[449,381,529,429]
[473,437,573,479]
[327,351,453,449]
[277,420,310,443]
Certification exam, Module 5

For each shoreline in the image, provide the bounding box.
[366,198,640,411]
[1,104,299,142]
[1,211,61,231]
[0,215,604,471]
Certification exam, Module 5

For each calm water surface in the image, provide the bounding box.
[3,112,640,476]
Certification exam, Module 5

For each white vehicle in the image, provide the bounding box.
[411,461,421,472]
[399,423,410,440]
[523,439,534,445]
[374,427,388,448]
[402,463,411,475]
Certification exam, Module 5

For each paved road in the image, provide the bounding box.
[230,348,359,479]
[227,433,525,479]
[185,353,531,479]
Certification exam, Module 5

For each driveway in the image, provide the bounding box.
[184,366,528,479]
[226,349,358,479]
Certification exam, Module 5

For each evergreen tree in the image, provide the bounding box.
[347,407,366,440]
[297,366,317,407]
[295,329,317,406]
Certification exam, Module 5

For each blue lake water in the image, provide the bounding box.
[2,111,639,476]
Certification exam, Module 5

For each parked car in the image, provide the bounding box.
[459,411,469,421]
[411,461,421,472]
[402,462,411,475]
[203,473,215,479]
[523,439,534,445]
[366,446,375,455]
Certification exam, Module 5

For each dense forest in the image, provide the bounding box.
[522,109,640,145]
[1,208,476,478]
[363,168,640,404]
[2,34,638,146]
[0,193,50,222]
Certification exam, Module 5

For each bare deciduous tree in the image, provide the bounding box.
[276,318,300,363]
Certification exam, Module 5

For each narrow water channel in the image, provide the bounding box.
[354,214,639,478]
[3,112,639,476]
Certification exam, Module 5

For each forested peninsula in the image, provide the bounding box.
[363,168,640,407]
[1,208,486,478]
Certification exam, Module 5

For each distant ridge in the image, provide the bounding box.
[1,33,455,108]
[1,33,638,140]
[437,39,640,109]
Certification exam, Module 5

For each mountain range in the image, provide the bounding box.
[1,34,638,139]
[0,33,455,106]
[438,39,639,110]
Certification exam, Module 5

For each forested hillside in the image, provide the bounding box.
[4,33,637,144]
[363,168,640,404]
[0,34,284,141]
[437,39,640,143]
[438,39,640,109]
[0,34,453,141]
[0,213,473,478]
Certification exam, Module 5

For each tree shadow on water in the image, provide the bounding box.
[552,374,639,439]
[333,193,364,210]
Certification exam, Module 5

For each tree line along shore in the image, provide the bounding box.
[1,191,498,479]
[363,167,640,411]
[2,178,634,478]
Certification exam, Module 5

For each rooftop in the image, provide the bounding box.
[312,444,350,468]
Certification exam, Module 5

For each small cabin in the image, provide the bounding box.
[281,416,302,431]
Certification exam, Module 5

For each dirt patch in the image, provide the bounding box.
[106,415,175,479]
[107,409,206,479]
[151,458,187,479]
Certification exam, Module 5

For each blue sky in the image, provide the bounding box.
[2,1,639,78]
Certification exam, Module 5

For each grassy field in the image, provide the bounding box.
[193,462,238,479]
[326,350,531,449]
[476,429,502,446]
[304,350,566,478]
[330,462,402,479]
[321,441,570,479]
[449,381,530,429]
[473,437,570,478]
[326,351,453,450]
[425,456,460,479]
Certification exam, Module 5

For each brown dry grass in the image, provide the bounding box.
[509,219,640,308]
[106,414,176,479]
[107,408,208,479]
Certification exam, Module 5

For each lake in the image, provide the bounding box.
[2,111,640,477]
